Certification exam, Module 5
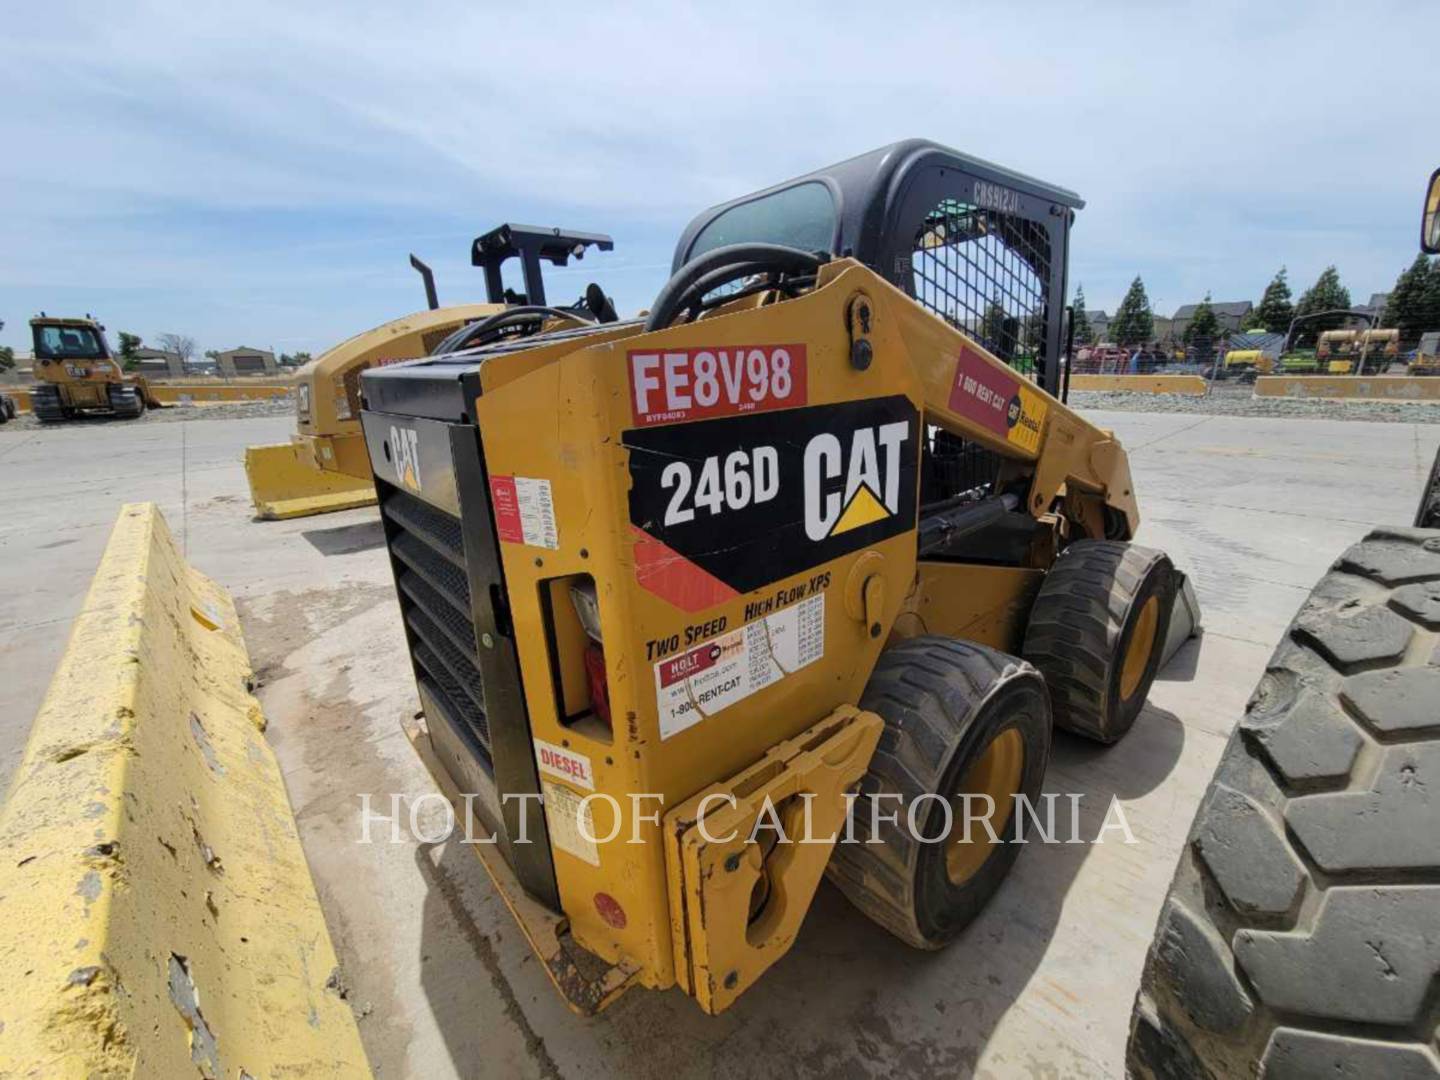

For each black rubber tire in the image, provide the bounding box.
[107,383,145,419]
[30,384,67,423]
[1417,442,1440,529]
[1127,526,1440,1080]
[826,636,1052,950]
[1023,539,1176,744]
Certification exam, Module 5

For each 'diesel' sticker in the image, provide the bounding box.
[654,592,824,739]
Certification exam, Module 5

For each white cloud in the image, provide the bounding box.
[2,0,1432,352]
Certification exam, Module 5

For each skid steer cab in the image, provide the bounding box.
[361,139,1195,1015]
[28,315,163,421]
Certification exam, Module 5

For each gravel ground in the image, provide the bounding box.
[0,397,295,432]
[1068,382,1440,423]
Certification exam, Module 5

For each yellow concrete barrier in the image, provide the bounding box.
[1253,375,1440,401]
[0,504,371,1079]
[245,442,378,520]
[1069,374,1208,396]
[150,381,294,404]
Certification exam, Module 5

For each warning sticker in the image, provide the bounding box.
[947,343,1048,454]
[541,780,599,866]
[533,738,593,791]
[490,475,559,549]
[654,593,825,740]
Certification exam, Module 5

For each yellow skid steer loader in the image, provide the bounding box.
[359,139,1201,1014]
[245,226,617,519]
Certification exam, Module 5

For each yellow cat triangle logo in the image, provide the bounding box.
[831,485,890,536]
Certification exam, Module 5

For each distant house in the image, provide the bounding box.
[1171,300,1254,339]
[1356,292,1390,323]
[1084,310,1110,342]
[214,347,278,377]
[127,347,184,377]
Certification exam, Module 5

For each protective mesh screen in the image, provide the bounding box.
[911,199,1053,382]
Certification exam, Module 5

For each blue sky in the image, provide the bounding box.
[2,1,1433,355]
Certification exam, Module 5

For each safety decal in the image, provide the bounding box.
[948,343,1047,454]
[533,738,593,791]
[654,592,824,739]
[627,344,807,426]
[490,475,559,549]
[625,396,919,606]
[541,780,599,865]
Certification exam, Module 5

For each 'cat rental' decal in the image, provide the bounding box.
[628,344,807,426]
[625,396,919,609]
[948,343,1047,454]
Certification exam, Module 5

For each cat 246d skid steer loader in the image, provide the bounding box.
[361,139,1199,1015]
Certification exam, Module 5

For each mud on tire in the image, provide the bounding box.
[826,636,1052,950]
[1127,526,1440,1079]
[1023,539,1175,744]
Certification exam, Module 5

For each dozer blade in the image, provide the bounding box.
[0,504,371,1078]
[245,441,377,520]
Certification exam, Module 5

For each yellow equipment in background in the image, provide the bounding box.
[1221,348,1273,374]
[360,141,1195,1015]
[28,314,165,420]
[244,227,616,520]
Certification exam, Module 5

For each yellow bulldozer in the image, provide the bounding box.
[28,314,165,421]
[358,139,1201,1014]
[243,226,617,519]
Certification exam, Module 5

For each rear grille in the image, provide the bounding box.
[381,486,490,752]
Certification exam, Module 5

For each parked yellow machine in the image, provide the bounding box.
[1315,326,1399,374]
[28,314,165,420]
[360,141,1197,1014]
[244,228,617,519]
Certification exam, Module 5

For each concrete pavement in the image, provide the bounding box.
[1,409,1434,1078]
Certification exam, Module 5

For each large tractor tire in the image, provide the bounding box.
[30,384,68,423]
[107,382,146,419]
[1418,442,1440,529]
[1128,526,1440,1080]
[1023,539,1175,744]
[826,636,1052,949]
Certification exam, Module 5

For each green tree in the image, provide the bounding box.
[279,351,313,367]
[118,332,142,357]
[1110,276,1154,347]
[1184,293,1220,344]
[1381,255,1431,346]
[0,345,13,372]
[1251,268,1295,333]
[1291,266,1352,347]
[1072,285,1094,345]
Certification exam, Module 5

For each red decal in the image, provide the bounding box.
[948,343,1020,439]
[658,641,721,688]
[631,525,739,612]
[627,345,807,426]
[490,475,523,543]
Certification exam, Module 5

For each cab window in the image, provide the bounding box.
[34,325,106,359]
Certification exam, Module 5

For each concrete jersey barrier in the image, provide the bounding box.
[0,503,371,1079]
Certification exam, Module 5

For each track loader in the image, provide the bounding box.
[28,314,165,420]
[360,139,1200,1015]
[244,225,616,519]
